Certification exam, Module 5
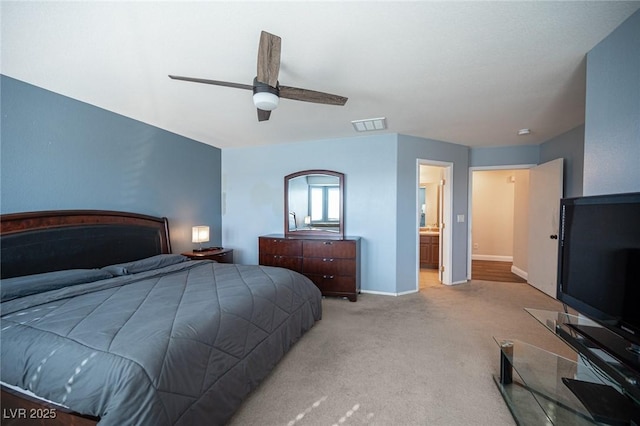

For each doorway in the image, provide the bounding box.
[469,168,530,282]
[468,159,563,295]
[417,160,452,290]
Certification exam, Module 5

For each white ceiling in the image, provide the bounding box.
[2,1,639,149]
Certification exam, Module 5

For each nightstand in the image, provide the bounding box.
[182,248,233,264]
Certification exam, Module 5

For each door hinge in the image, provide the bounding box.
[440,265,445,272]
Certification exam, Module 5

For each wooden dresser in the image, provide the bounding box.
[259,234,361,302]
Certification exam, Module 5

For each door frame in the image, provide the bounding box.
[467,164,535,280]
[416,159,453,286]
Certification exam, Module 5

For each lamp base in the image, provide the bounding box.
[193,247,223,252]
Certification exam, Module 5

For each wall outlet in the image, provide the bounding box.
[473,243,479,250]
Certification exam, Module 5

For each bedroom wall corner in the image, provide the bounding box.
[540,124,584,198]
[396,134,470,289]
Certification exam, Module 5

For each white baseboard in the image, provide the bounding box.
[437,279,469,286]
[397,289,419,296]
[472,254,513,262]
[360,289,418,297]
[511,265,528,280]
[360,290,400,296]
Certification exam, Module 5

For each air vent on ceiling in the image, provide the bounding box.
[351,117,387,132]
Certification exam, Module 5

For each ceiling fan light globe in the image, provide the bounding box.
[253,92,279,111]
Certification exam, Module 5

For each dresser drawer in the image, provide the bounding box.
[259,254,303,273]
[211,250,233,264]
[303,257,356,276]
[303,240,356,258]
[306,274,356,294]
[259,237,302,256]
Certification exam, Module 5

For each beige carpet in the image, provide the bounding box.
[228,275,572,426]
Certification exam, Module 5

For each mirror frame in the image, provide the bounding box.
[284,169,344,238]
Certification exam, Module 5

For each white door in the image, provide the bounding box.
[527,158,564,297]
[438,179,444,282]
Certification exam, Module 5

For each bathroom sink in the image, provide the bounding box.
[420,227,440,235]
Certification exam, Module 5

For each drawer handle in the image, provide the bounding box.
[323,275,335,279]
[322,258,334,262]
[323,241,333,245]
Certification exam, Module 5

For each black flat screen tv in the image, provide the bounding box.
[557,192,640,351]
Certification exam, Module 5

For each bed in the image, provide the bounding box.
[0,210,322,425]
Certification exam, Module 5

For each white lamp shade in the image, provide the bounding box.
[192,226,210,243]
[253,92,279,111]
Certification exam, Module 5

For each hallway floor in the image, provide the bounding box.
[471,260,526,283]
[419,267,440,290]
[420,260,526,290]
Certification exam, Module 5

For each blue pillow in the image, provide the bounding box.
[1,269,114,302]
[101,254,188,276]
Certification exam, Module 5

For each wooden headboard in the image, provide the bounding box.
[0,210,171,279]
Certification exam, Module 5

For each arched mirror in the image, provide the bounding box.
[285,170,344,237]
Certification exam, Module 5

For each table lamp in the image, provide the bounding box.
[192,226,210,252]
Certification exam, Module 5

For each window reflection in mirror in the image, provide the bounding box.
[419,182,441,232]
[285,170,344,237]
[310,184,339,222]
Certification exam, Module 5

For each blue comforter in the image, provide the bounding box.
[1,260,322,425]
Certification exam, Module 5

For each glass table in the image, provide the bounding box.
[493,338,612,425]
[494,309,640,425]
[525,308,640,405]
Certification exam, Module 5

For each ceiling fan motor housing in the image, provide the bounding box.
[253,78,280,111]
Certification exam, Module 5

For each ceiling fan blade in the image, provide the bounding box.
[257,109,271,122]
[257,31,281,88]
[279,85,348,106]
[168,75,253,91]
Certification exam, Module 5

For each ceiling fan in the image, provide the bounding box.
[169,31,348,122]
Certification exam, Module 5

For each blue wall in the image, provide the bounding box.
[540,125,584,198]
[584,10,640,196]
[397,134,470,287]
[222,134,399,294]
[469,145,539,168]
[0,75,222,254]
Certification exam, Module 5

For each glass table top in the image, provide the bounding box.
[493,308,640,425]
[493,337,614,425]
[525,308,640,403]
